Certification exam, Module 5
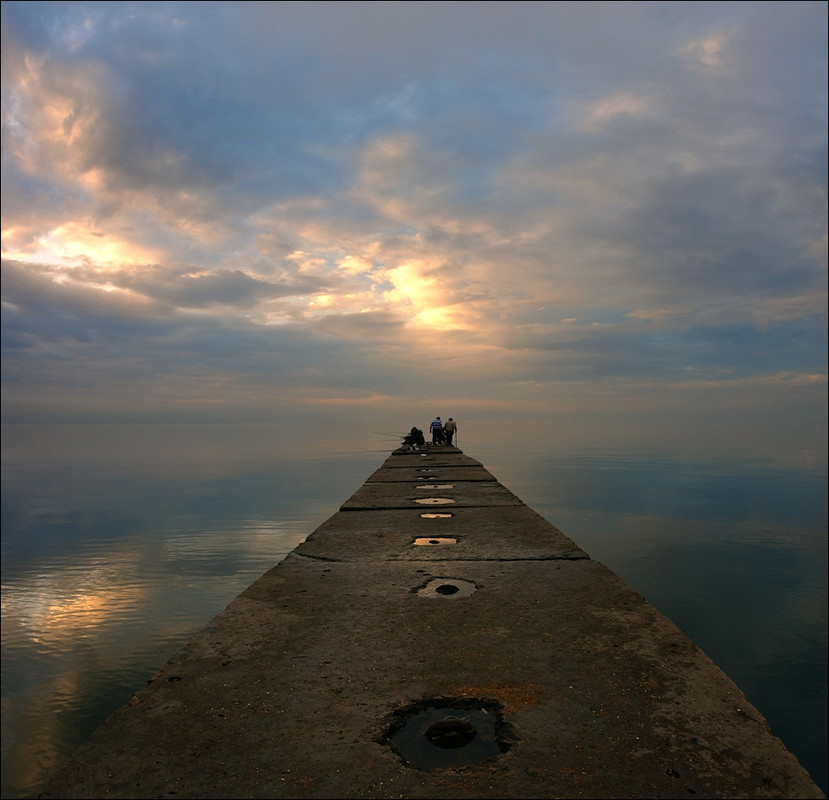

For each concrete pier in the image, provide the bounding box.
[39,447,824,799]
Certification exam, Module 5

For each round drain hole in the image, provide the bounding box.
[382,698,511,770]
[414,497,454,505]
[417,577,475,598]
[420,512,453,518]
[424,717,477,748]
[413,537,457,546]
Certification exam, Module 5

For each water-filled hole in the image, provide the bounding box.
[413,537,457,546]
[424,717,477,748]
[416,577,475,598]
[383,698,510,770]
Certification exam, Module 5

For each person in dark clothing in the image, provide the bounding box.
[402,427,425,451]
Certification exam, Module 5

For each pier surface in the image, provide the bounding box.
[39,448,824,799]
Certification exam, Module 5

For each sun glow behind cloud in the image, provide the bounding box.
[28,224,164,268]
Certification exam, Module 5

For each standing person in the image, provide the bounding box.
[442,417,457,446]
[430,416,443,445]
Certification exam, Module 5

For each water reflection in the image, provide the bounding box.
[1,424,826,798]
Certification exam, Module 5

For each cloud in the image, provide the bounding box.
[682,30,733,72]
[1,1,826,444]
[576,92,655,132]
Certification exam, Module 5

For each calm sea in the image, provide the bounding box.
[1,422,826,798]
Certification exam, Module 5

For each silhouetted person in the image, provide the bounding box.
[402,427,425,451]
[442,417,457,446]
[430,416,444,445]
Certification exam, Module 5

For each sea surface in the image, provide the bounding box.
[1,422,827,798]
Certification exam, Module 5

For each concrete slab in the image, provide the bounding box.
[383,449,483,469]
[39,556,823,799]
[364,466,497,483]
[342,480,524,510]
[294,506,588,561]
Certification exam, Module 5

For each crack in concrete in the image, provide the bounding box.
[291,552,591,563]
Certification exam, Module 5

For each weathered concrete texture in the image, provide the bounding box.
[363,465,497,482]
[39,447,824,799]
[343,452,524,512]
[295,506,588,562]
[380,448,482,469]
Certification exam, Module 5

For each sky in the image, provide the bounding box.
[1,1,827,452]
